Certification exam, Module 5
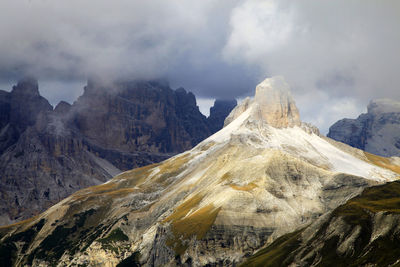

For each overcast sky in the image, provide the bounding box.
[0,0,399,133]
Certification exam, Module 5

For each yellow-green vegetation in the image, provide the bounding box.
[154,154,191,185]
[0,214,40,230]
[220,172,232,182]
[98,228,129,253]
[166,204,221,255]
[239,229,303,267]
[158,154,191,174]
[313,180,400,266]
[364,151,400,174]
[335,180,400,217]
[198,141,216,151]
[230,182,257,191]
[70,163,159,201]
[163,193,204,223]
[241,181,400,267]
[114,163,159,185]
[163,193,221,255]
[98,228,129,244]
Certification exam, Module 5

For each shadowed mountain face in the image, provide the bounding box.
[328,99,400,157]
[0,77,53,154]
[241,179,400,267]
[0,78,228,225]
[207,99,237,134]
[0,76,398,266]
[70,80,213,169]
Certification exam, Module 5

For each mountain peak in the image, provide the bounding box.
[225,76,301,128]
[253,76,301,128]
[11,77,40,96]
[367,98,400,115]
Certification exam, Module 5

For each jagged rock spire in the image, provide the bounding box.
[224,76,301,128]
[253,76,301,128]
[11,76,40,96]
[367,98,400,115]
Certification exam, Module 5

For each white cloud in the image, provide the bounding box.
[222,0,400,132]
[197,98,216,117]
[1,0,400,132]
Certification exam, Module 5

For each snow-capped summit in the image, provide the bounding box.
[2,76,400,266]
[224,76,300,128]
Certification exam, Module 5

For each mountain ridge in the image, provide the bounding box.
[328,98,400,157]
[0,76,398,266]
[0,78,235,225]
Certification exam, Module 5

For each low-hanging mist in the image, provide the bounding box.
[0,0,399,133]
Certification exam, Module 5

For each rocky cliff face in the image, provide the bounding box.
[69,80,212,169]
[207,99,237,134]
[224,76,301,128]
[0,77,53,154]
[1,76,398,267]
[328,98,400,157]
[0,78,225,225]
[242,179,400,266]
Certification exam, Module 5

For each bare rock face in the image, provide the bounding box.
[207,99,237,133]
[0,77,53,154]
[224,76,301,128]
[70,80,212,169]
[253,76,301,128]
[328,98,400,157]
[1,76,399,267]
[0,79,116,225]
[224,97,253,127]
[241,180,400,266]
[0,78,224,225]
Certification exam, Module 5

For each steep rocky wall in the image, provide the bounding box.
[328,98,400,157]
[241,180,400,267]
[0,78,229,225]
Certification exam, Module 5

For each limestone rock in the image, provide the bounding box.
[328,98,400,157]
[224,97,253,127]
[207,99,237,133]
[70,80,212,168]
[224,76,301,128]
[1,77,398,266]
[253,76,301,128]
[0,78,227,225]
[241,180,400,266]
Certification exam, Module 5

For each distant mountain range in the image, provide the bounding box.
[1,77,398,266]
[0,77,236,225]
[328,99,400,157]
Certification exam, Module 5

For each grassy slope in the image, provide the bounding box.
[163,193,221,255]
[241,180,400,267]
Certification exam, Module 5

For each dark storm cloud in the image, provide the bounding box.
[0,0,399,133]
[0,0,252,99]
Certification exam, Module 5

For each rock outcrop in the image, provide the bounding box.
[207,99,237,133]
[1,76,398,266]
[328,98,400,157]
[224,76,301,128]
[0,78,226,225]
[0,77,53,154]
[241,180,400,266]
[69,80,212,169]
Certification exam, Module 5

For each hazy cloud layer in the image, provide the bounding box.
[0,0,399,133]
